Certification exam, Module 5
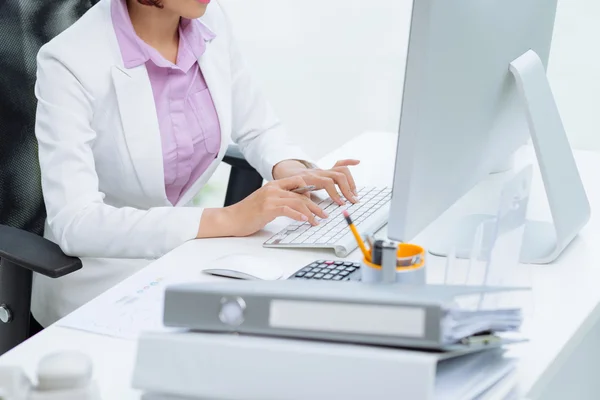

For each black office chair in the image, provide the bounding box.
[0,0,263,356]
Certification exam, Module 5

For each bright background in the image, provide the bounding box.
[197,0,600,206]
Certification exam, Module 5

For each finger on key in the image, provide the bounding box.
[278,205,309,223]
[319,177,344,205]
[302,196,328,219]
[335,166,358,197]
[323,171,357,204]
[282,198,318,226]
[286,195,327,221]
[281,190,327,219]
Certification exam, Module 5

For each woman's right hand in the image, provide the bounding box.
[197,176,328,238]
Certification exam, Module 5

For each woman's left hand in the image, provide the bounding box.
[272,159,361,205]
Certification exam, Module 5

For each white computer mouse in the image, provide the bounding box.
[202,254,284,281]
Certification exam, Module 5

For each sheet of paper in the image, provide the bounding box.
[435,349,517,400]
[57,267,197,340]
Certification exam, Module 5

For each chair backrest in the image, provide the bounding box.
[0,0,100,235]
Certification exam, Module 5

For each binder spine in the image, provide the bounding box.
[164,287,444,349]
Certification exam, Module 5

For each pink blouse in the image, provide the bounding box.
[111,0,221,205]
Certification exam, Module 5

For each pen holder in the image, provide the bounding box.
[361,243,426,285]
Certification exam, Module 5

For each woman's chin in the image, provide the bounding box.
[181,3,208,19]
[192,1,209,16]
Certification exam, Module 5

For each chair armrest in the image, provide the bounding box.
[222,144,254,170]
[0,225,82,278]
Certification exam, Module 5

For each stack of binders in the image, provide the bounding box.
[132,280,528,400]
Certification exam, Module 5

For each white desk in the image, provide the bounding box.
[1,131,599,399]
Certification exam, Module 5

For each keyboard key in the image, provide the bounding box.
[330,269,340,275]
[312,268,322,273]
[339,271,350,277]
[268,187,389,249]
[323,274,333,280]
[305,272,315,278]
[321,268,332,274]
[295,272,306,277]
[347,267,357,272]
[333,275,343,281]
[314,273,324,279]
[343,262,353,266]
[334,261,344,265]
[309,263,319,268]
[325,261,334,265]
[323,199,337,206]
[336,265,345,270]
[280,235,298,244]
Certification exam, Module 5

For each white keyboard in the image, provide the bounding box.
[264,187,392,257]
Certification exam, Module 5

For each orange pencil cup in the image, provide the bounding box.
[361,243,426,285]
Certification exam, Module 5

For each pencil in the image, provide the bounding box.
[342,210,371,262]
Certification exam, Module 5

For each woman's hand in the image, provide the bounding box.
[197,176,328,238]
[272,159,361,205]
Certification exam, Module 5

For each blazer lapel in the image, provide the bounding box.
[111,65,168,204]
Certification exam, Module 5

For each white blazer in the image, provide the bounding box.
[32,0,313,327]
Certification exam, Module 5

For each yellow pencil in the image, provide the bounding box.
[342,210,371,262]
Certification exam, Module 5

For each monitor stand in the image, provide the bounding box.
[428,50,591,265]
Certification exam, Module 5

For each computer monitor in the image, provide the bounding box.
[387,0,590,264]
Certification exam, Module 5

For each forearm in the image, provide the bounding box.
[196,207,236,238]
[52,202,204,259]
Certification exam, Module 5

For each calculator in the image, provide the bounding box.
[288,260,361,281]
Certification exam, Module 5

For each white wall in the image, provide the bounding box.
[220,0,412,160]
[548,0,600,151]
[220,0,600,159]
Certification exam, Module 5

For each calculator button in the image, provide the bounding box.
[346,267,357,272]
[305,272,315,278]
[314,273,325,279]
[295,272,306,278]
[334,261,344,265]
[336,265,345,270]
[321,268,332,274]
[333,275,343,281]
[343,262,353,266]
[323,274,333,280]
[309,263,319,268]
[330,269,340,275]
[339,271,350,277]
[325,261,334,265]
[353,263,361,267]
[312,268,322,273]
[301,267,312,272]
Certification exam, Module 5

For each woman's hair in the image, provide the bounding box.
[137,0,164,8]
